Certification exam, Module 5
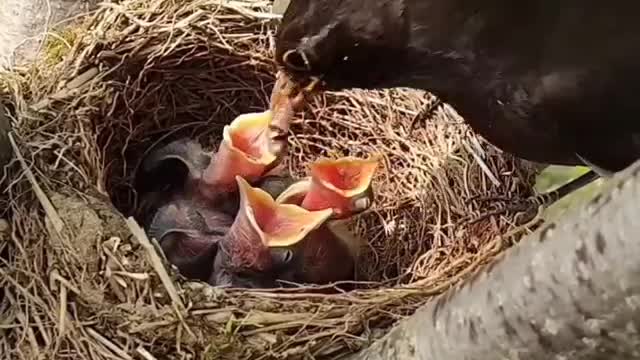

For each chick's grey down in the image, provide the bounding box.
[275,0,640,174]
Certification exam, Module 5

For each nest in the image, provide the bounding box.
[0,1,542,358]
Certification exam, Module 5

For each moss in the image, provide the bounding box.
[43,28,80,65]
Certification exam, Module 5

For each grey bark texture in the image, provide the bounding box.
[348,159,640,360]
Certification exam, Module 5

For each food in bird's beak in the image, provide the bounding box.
[210,176,333,287]
[277,155,380,218]
[269,71,319,132]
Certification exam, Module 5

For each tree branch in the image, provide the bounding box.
[349,159,640,360]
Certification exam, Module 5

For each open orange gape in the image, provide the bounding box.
[134,109,288,217]
[138,83,382,289]
[277,156,380,218]
[235,176,334,249]
[2,2,549,358]
[274,155,381,285]
[200,110,286,195]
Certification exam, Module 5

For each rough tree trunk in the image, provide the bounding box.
[348,159,640,360]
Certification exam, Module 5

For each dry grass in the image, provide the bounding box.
[0,0,542,358]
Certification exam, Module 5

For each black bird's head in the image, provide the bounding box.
[274,0,409,92]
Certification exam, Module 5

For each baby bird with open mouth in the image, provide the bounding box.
[136,108,296,284]
[275,155,380,286]
[135,78,304,224]
[136,110,288,218]
[134,78,380,288]
[211,176,333,287]
[148,175,333,288]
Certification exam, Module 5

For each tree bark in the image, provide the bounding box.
[348,159,640,360]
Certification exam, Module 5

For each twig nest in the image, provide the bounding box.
[0,0,539,358]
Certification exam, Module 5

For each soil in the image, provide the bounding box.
[0,0,97,69]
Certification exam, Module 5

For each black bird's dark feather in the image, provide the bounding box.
[276,0,640,172]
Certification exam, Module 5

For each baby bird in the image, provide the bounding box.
[135,110,289,220]
[211,176,333,288]
[146,176,332,287]
[138,110,292,282]
[275,156,380,285]
[146,198,230,282]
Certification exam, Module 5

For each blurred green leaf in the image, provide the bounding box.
[534,165,606,222]
[534,165,590,193]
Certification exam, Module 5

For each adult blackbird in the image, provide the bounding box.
[271,0,640,214]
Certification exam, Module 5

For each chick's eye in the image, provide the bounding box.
[272,248,294,264]
[282,49,310,71]
[281,249,293,263]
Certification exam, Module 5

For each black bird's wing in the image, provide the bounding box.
[407,1,640,171]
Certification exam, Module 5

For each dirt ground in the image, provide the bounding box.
[0,0,96,69]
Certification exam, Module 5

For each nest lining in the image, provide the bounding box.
[0,0,541,359]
